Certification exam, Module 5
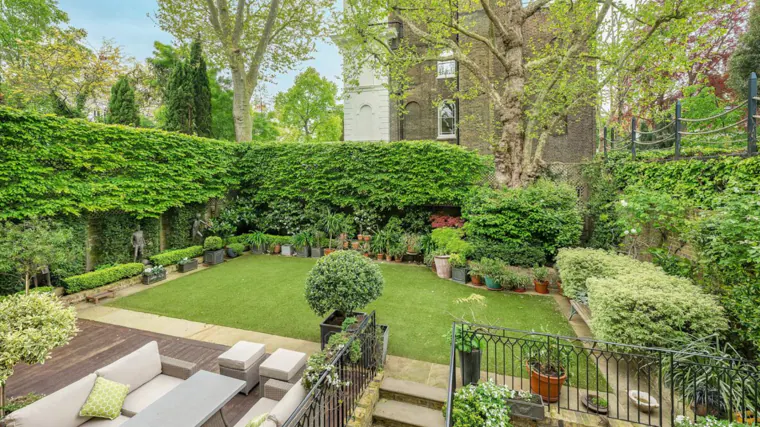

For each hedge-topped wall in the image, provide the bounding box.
[0,107,238,219]
[237,141,490,210]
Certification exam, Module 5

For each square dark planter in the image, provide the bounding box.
[251,243,267,254]
[320,310,366,349]
[310,247,323,258]
[452,267,469,284]
[204,249,224,265]
[142,270,166,285]
[178,259,198,273]
[295,246,310,258]
[506,394,545,421]
[281,244,295,256]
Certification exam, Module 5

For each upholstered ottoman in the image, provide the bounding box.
[217,341,267,395]
[259,348,307,387]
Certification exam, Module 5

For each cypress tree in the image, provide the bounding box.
[729,2,760,94]
[190,39,212,138]
[164,61,194,134]
[108,76,139,126]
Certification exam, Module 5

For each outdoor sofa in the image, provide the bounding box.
[1,341,198,427]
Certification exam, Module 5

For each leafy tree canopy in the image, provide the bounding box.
[274,67,341,141]
[729,0,760,95]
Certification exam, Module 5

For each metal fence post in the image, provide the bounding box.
[631,117,637,160]
[611,128,615,150]
[749,72,757,155]
[675,101,682,159]
[603,127,608,159]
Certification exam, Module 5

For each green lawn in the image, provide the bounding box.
[110,255,576,366]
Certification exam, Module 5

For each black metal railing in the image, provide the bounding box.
[284,311,378,427]
[602,73,758,160]
[445,322,760,427]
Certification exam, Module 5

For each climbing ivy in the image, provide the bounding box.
[91,212,160,265]
[0,107,237,219]
[165,203,206,250]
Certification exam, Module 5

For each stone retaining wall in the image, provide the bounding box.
[347,371,384,427]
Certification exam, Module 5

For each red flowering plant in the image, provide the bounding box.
[430,213,464,229]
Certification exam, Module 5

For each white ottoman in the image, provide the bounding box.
[218,341,267,395]
[259,348,307,386]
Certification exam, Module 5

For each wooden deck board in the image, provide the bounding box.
[5,319,259,425]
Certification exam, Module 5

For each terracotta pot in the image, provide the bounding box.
[339,233,347,240]
[514,288,527,293]
[534,280,550,294]
[394,256,402,263]
[343,241,349,249]
[351,241,360,250]
[357,234,364,241]
[363,252,370,257]
[324,248,335,255]
[471,275,482,286]
[376,253,385,261]
[363,235,371,242]
[527,362,567,403]
[434,255,451,279]
[273,244,281,254]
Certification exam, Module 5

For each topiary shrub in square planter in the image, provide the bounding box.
[203,236,224,265]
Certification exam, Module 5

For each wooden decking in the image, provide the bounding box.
[5,319,259,425]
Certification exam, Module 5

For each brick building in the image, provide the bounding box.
[342,7,596,163]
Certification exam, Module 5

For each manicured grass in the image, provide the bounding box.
[110,255,575,366]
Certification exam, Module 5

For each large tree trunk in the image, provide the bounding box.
[493,43,526,188]
[230,63,253,142]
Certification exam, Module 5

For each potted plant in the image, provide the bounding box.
[281,236,295,256]
[526,345,568,403]
[321,211,346,255]
[445,381,512,426]
[389,241,406,262]
[513,271,532,293]
[581,394,609,414]
[450,254,469,284]
[434,254,452,279]
[305,251,384,349]
[533,265,550,294]
[226,243,245,258]
[203,236,225,265]
[506,390,545,421]
[468,260,484,286]
[446,323,485,386]
[177,257,198,273]
[142,265,166,285]
[271,236,282,254]
[292,231,312,258]
[247,232,269,254]
[404,233,421,255]
[371,229,389,260]
[480,258,504,290]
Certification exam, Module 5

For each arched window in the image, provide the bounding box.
[356,104,374,141]
[438,101,456,139]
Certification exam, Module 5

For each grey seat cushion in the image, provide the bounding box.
[266,381,306,426]
[96,341,162,393]
[232,398,278,427]
[121,374,184,417]
[1,373,96,427]
[218,341,266,370]
[259,349,306,381]
[79,415,131,426]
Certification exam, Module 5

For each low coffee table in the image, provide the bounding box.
[122,370,245,427]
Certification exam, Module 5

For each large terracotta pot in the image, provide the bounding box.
[471,275,483,286]
[324,248,335,255]
[273,244,281,254]
[434,255,451,279]
[376,253,385,261]
[526,362,567,403]
[534,280,550,294]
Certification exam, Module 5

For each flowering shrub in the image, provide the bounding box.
[675,416,743,427]
[443,380,512,427]
[430,213,465,228]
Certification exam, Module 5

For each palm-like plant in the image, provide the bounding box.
[320,211,346,250]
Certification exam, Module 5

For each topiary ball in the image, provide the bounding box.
[305,250,384,317]
[203,236,223,251]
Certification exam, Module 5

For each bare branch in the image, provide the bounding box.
[232,0,247,43]
[522,0,552,23]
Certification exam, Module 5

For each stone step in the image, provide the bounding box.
[379,377,447,410]
[373,399,446,427]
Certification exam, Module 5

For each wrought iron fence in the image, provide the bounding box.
[445,322,760,427]
[284,311,379,427]
[602,73,759,160]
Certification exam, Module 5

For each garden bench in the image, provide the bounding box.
[568,300,592,325]
[85,290,115,304]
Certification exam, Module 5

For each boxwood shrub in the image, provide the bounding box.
[203,236,223,251]
[555,248,661,299]
[63,263,144,294]
[305,251,384,317]
[227,243,246,256]
[149,246,203,266]
[587,272,727,348]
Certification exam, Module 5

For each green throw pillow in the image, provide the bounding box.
[246,413,268,427]
[79,376,130,419]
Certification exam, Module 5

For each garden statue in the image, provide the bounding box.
[192,213,208,244]
[132,225,146,262]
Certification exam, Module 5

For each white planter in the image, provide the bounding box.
[434,255,451,279]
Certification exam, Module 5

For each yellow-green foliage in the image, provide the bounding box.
[149,246,203,266]
[587,273,727,348]
[63,263,144,294]
[556,248,660,299]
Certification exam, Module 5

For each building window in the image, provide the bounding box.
[438,101,456,139]
[437,49,456,79]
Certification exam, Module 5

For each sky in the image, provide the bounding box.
[57,0,343,105]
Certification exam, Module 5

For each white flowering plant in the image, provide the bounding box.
[443,380,513,427]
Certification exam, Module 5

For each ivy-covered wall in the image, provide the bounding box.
[91,212,161,266]
[0,107,238,219]
[165,203,207,250]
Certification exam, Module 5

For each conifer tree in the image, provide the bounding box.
[164,61,194,134]
[107,76,139,126]
[190,39,212,138]
[729,2,760,95]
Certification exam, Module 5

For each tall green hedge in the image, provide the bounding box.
[236,141,490,210]
[91,212,160,265]
[0,107,237,219]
